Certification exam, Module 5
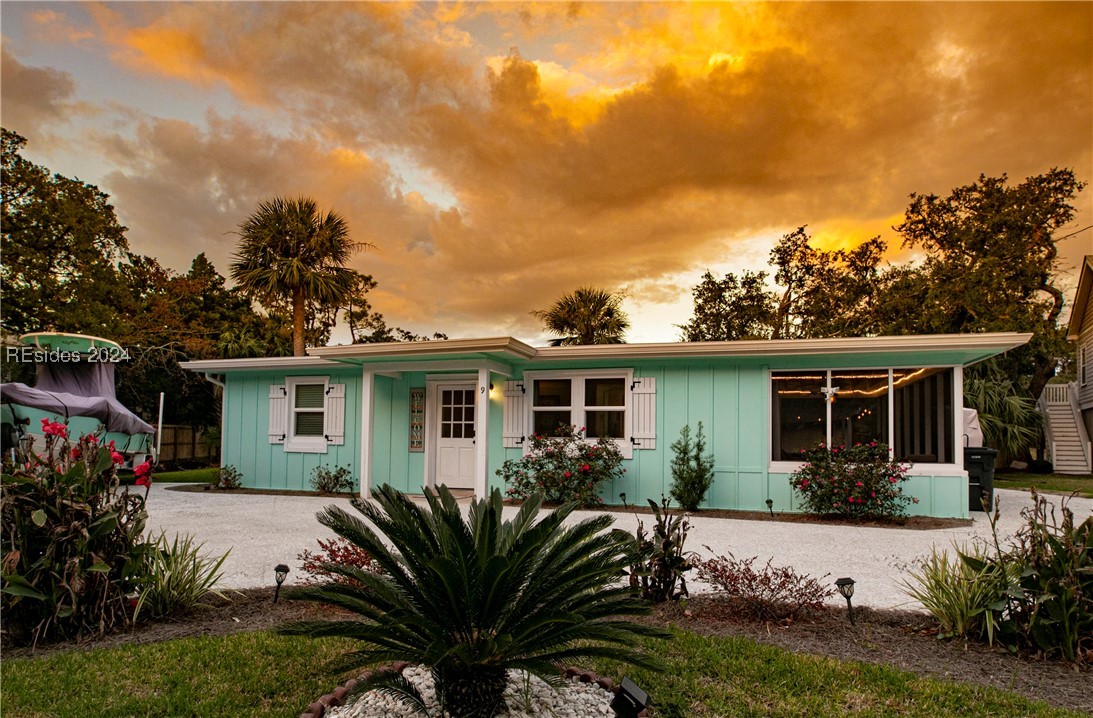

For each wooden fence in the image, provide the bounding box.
[156,424,217,463]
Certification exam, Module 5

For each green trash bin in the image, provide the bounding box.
[965,447,997,512]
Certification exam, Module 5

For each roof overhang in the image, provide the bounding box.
[179,332,1031,374]
[179,356,343,372]
[1066,255,1093,341]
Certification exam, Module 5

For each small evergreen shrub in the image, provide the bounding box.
[627,495,694,603]
[695,550,835,621]
[214,465,244,490]
[310,465,354,494]
[134,532,231,621]
[789,442,915,519]
[669,422,715,511]
[297,537,380,588]
[497,425,625,506]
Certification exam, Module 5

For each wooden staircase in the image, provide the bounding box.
[1039,384,1093,475]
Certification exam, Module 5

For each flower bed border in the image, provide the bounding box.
[299,663,648,718]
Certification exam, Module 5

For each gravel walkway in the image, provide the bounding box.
[145,485,1092,610]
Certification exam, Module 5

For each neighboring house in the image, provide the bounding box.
[1061,254,1093,472]
[181,332,1029,519]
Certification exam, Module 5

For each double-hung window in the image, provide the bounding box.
[285,376,328,452]
[526,370,630,452]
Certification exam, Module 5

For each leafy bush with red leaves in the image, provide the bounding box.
[695,549,835,620]
[297,537,379,587]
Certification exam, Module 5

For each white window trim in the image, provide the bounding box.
[523,368,634,459]
[285,376,329,453]
[767,366,960,470]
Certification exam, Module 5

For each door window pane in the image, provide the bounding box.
[893,368,953,463]
[831,371,889,447]
[771,372,827,460]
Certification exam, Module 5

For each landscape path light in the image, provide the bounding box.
[274,563,290,603]
[835,576,856,625]
[610,676,650,718]
[765,498,774,517]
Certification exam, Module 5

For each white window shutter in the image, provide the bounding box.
[324,383,346,445]
[502,380,528,449]
[268,384,287,444]
[630,377,656,450]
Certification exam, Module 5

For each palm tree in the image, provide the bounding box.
[282,485,666,718]
[533,286,630,346]
[230,196,364,356]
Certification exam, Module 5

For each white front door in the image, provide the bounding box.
[435,383,476,490]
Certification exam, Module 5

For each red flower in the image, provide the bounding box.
[134,461,152,477]
[564,471,571,478]
[40,418,68,438]
[110,450,125,465]
[135,475,151,487]
[581,463,590,472]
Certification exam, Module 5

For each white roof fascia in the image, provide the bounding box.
[1066,255,1093,341]
[532,332,1032,361]
[309,336,538,360]
[179,356,344,371]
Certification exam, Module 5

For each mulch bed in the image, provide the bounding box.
[5,589,1088,714]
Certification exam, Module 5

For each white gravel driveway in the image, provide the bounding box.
[145,485,1092,610]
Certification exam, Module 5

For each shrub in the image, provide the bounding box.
[133,532,231,621]
[789,442,914,519]
[497,424,625,507]
[695,550,835,621]
[297,537,380,588]
[310,465,354,494]
[903,492,1092,661]
[214,465,244,490]
[1,422,153,646]
[281,485,667,718]
[627,495,694,603]
[901,543,1018,641]
[669,423,715,512]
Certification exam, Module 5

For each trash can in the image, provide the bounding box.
[965,447,998,512]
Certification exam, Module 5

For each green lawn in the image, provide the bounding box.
[2,628,1082,718]
[151,467,219,484]
[994,473,1093,498]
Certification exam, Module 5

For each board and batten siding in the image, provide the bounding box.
[492,359,967,518]
[1078,294,1093,438]
[222,369,361,490]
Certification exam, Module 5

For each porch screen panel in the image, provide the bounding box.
[771,372,826,460]
[893,368,953,463]
[831,371,888,448]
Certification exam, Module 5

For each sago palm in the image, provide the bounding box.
[230,196,364,356]
[533,286,630,346]
[281,485,666,718]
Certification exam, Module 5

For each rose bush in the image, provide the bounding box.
[789,441,915,519]
[497,424,625,506]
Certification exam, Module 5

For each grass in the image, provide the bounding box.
[151,467,219,484]
[1,633,354,718]
[994,473,1093,498]
[2,628,1082,718]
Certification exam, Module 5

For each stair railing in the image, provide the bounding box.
[1037,391,1056,466]
[1066,381,1093,473]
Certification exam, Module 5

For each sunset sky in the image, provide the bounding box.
[2,2,1091,344]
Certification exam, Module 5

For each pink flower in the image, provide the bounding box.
[889,477,898,483]
[800,479,810,488]
[912,497,920,504]
[855,481,864,487]
[870,491,875,498]
[40,418,68,438]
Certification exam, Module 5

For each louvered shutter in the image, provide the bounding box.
[630,377,656,450]
[268,384,287,444]
[323,383,346,445]
[502,381,528,449]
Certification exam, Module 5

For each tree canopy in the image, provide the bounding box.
[684,169,1085,401]
[533,286,630,346]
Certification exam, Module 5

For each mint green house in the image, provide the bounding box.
[181,332,1028,518]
